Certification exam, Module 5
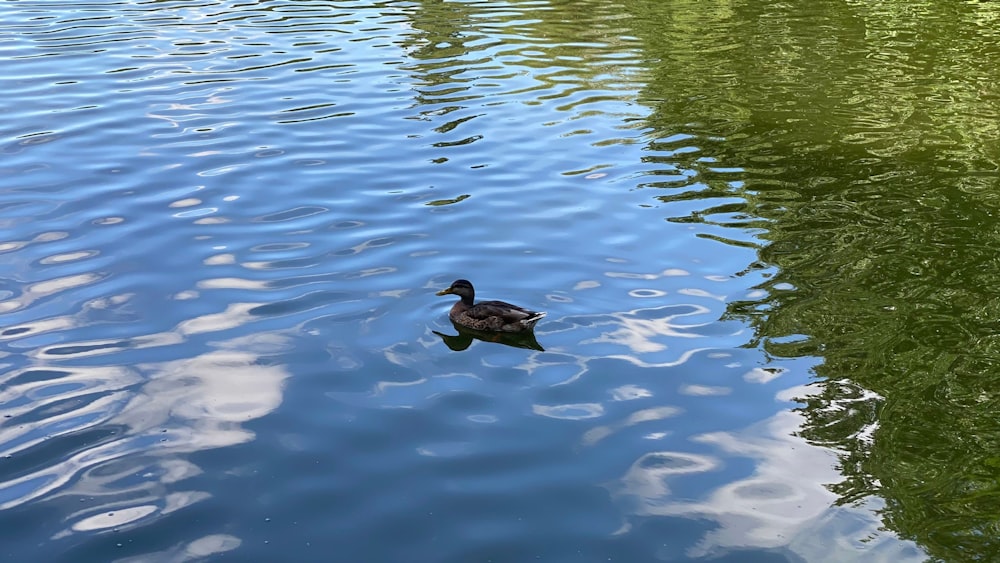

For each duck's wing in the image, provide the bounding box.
[468,300,543,323]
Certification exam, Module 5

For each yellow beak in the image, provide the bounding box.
[436,288,452,296]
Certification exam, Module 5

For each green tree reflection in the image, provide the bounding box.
[626,0,1000,559]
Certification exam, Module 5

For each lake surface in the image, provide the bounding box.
[4,0,1000,561]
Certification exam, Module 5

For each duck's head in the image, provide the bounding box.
[436,279,475,300]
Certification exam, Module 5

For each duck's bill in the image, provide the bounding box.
[436,288,452,296]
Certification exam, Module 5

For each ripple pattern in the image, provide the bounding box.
[0,0,930,561]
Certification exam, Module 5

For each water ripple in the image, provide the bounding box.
[0,0,931,560]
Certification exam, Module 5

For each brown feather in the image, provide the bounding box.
[437,279,545,333]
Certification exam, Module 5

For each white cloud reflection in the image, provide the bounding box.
[582,304,712,354]
[114,533,242,562]
[533,402,605,420]
[612,403,926,562]
[583,406,681,447]
[0,331,289,542]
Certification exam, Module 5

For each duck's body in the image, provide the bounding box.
[436,279,545,333]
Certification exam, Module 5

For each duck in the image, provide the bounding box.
[436,279,546,333]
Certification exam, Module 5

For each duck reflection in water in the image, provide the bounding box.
[433,321,545,351]
[434,279,546,351]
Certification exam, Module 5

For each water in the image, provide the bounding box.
[4,0,1000,561]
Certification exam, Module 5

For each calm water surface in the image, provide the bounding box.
[4,0,1000,561]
